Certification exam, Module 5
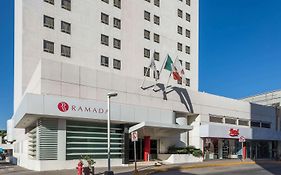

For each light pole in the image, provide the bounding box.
[105,92,118,175]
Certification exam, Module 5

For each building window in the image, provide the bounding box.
[154,0,160,7]
[186,0,190,6]
[177,26,183,35]
[113,38,121,49]
[145,0,151,2]
[61,45,71,58]
[61,0,71,11]
[186,29,190,38]
[238,120,249,126]
[225,118,237,125]
[101,34,109,46]
[186,13,191,22]
[178,9,183,18]
[101,55,109,67]
[101,13,109,25]
[261,122,271,128]
[250,121,260,128]
[185,62,190,70]
[144,67,150,77]
[44,0,54,5]
[144,30,150,40]
[101,0,109,3]
[43,15,54,29]
[185,45,190,54]
[177,42,183,51]
[185,78,190,86]
[114,0,121,9]
[144,48,150,58]
[61,21,71,34]
[113,18,121,29]
[154,51,159,61]
[144,11,150,21]
[154,33,160,43]
[113,59,121,70]
[154,70,160,79]
[209,115,223,123]
[154,15,160,25]
[43,40,54,54]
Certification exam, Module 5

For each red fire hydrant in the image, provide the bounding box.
[76,160,83,175]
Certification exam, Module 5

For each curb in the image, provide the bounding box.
[138,161,256,175]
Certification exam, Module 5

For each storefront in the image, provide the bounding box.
[203,138,277,160]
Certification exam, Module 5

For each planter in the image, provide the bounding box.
[158,154,203,164]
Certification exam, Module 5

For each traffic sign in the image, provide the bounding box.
[131,131,138,142]
[239,136,246,142]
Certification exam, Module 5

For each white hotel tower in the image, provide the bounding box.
[7,0,281,171]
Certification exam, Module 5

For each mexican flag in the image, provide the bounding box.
[164,55,181,81]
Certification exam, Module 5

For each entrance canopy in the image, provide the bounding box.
[129,122,193,138]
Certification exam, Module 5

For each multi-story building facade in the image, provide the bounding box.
[7,0,281,171]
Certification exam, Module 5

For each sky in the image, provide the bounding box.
[0,0,281,129]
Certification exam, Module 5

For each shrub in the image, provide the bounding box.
[167,145,202,157]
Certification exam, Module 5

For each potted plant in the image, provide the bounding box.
[81,155,96,175]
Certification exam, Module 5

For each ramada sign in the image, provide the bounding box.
[57,101,107,114]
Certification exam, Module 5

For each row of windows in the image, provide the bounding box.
[179,0,191,6]
[101,13,121,29]
[177,43,190,54]
[178,9,190,22]
[144,30,160,43]
[44,15,71,34]
[144,49,160,61]
[100,56,121,70]
[44,0,71,11]
[145,0,160,7]
[209,115,271,129]
[43,40,71,58]
[177,26,190,38]
[101,0,121,9]
[101,34,121,49]
[144,11,160,25]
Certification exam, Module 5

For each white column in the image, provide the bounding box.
[176,117,188,147]
[57,119,66,160]
[218,139,223,159]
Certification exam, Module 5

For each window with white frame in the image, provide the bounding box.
[186,29,190,38]
[185,62,190,70]
[144,30,150,40]
[144,67,150,77]
[185,45,190,54]
[43,15,54,29]
[144,11,150,21]
[186,13,191,22]
[101,55,109,67]
[144,48,150,58]
[154,0,160,7]
[154,33,160,43]
[44,0,54,5]
[154,15,160,25]
[178,9,183,18]
[61,45,71,58]
[114,0,121,8]
[185,78,190,86]
[101,34,109,46]
[61,0,71,11]
[43,40,54,53]
[61,21,71,34]
[154,51,159,61]
[101,13,109,25]
[113,59,121,70]
[113,38,121,49]
[113,18,121,29]
[177,26,183,35]
[177,42,183,51]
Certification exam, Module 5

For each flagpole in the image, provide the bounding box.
[140,65,150,88]
[153,54,168,91]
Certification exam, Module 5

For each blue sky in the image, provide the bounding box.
[1,0,281,129]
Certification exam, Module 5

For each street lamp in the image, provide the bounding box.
[105,92,118,175]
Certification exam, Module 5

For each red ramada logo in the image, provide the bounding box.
[229,128,239,137]
[58,102,69,112]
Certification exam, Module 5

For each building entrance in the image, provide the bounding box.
[128,139,157,161]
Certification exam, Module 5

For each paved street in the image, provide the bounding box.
[154,161,281,175]
[1,160,281,175]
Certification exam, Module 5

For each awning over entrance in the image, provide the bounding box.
[128,122,193,138]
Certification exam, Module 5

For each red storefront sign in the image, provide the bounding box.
[229,128,239,137]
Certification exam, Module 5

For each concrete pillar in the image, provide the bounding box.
[57,119,66,161]
[218,139,223,159]
[176,117,188,147]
